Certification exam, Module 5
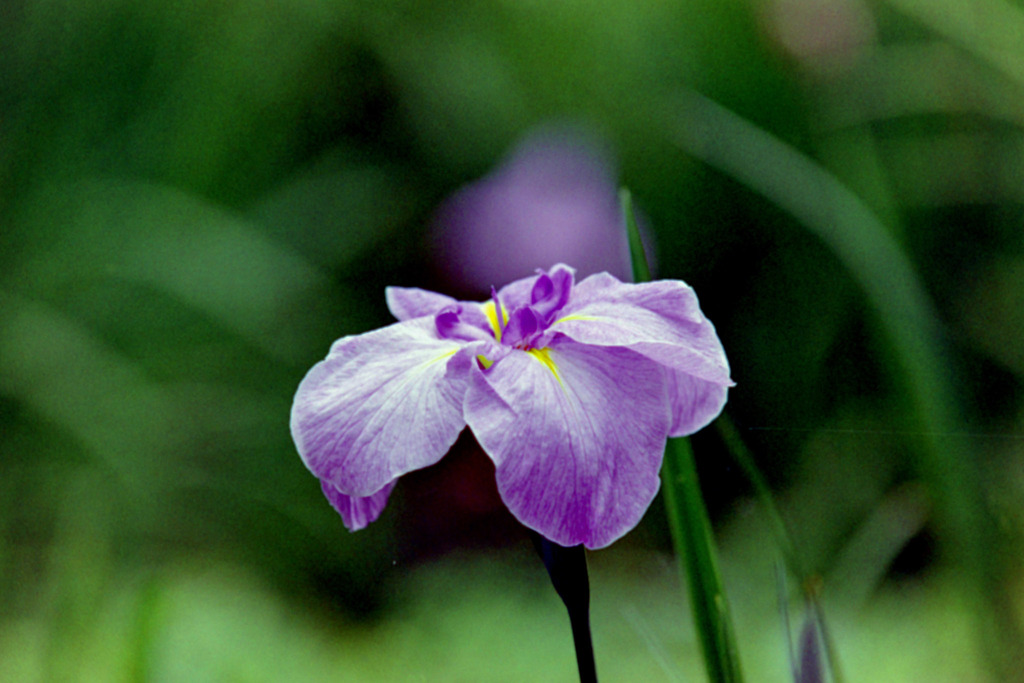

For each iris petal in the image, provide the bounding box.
[321,479,397,531]
[465,340,670,549]
[554,273,732,384]
[494,263,575,311]
[385,287,459,321]
[290,318,467,496]
[530,265,574,323]
[665,367,730,436]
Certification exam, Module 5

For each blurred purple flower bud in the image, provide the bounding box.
[431,128,638,293]
[780,569,835,683]
[795,611,826,683]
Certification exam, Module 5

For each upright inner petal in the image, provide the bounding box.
[502,306,543,349]
[530,265,574,324]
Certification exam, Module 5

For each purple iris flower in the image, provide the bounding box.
[290,264,732,549]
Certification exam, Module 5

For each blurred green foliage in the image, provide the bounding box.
[2,0,1023,680]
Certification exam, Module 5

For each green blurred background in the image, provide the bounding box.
[2,0,1023,680]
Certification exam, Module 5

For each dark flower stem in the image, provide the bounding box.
[531,532,598,683]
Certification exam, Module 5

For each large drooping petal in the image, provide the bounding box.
[665,367,730,436]
[321,480,397,531]
[291,318,468,496]
[552,273,732,384]
[464,339,671,549]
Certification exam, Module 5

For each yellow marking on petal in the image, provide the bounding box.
[553,314,598,325]
[482,300,509,341]
[428,349,458,364]
[476,354,493,369]
[527,347,562,385]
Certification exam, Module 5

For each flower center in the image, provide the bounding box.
[492,267,573,350]
[434,265,575,358]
